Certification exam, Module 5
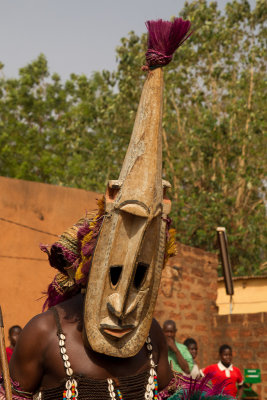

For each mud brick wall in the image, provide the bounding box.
[213,313,267,400]
[154,242,219,368]
[154,244,267,399]
[0,176,100,340]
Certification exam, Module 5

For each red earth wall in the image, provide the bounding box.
[0,176,100,339]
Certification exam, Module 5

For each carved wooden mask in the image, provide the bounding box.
[83,68,172,357]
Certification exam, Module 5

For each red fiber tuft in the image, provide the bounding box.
[145,18,192,68]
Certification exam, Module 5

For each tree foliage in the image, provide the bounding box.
[0,0,266,275]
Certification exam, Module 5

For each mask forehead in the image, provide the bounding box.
[84,68,171,357]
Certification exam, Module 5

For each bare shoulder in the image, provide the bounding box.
[25,308,55,329]
[9,309,57,388]
[16,309,56,348]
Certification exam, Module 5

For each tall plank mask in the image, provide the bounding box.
[83,19,192,358]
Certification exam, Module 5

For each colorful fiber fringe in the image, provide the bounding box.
[144,18,192,69]
[75,198,105,285]
[164,227,177,264]
[42,197,105,310]
[168,393,232,400]
[158,373,232,400]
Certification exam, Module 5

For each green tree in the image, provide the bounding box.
[0,0,266,275]
[109,0,267,275]
[163,0,267,275]
[0,55,119,191]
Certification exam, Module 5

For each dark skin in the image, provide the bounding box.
[187,343,197,360]
[220,348,232,368]
[0,327,22,374]
[162,322,190,375]
[220,348,243,400]
[8,327,22,349]
[9,293,173,394]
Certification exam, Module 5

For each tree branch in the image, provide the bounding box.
[235,64,254,209]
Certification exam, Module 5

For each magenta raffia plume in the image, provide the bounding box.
[144,18,192,68]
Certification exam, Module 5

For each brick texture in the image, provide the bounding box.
[213,313,267,400]
[154,242,218,368]
[154,242,267,399]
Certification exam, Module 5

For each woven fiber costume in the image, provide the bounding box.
[0,18,232,400]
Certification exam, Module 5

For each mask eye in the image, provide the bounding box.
[134,262,149,289]
[110,265,123,288]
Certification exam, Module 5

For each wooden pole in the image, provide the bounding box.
[0,306,12,400]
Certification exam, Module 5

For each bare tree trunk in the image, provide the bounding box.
[235,64,254,210]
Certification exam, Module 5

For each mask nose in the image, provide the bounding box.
[107,293,124,319]
[107,260,149,320]
[107,289,149,321]
[107,264,129,319]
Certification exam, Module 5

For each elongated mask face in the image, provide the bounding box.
[84,68,171,357]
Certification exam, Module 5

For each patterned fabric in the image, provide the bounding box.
[0,377,33,399]
[168,342,194,374]
[158,374,186,399]
[0,393,31,400]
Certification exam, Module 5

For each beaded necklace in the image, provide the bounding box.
[58,330,158,400]
[57,332,78,400]
[107,336,158,400]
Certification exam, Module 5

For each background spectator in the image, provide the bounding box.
[163,320,193,375]
[202,344,244,399]
[6,325,22,363]
[184,337,203,379]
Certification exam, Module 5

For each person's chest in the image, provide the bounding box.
[41,322,157,389]
[211,366,239,394]
[215,367,239,382]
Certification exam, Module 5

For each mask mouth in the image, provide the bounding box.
[100,324,135,338]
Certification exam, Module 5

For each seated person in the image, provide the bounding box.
[183,337,203,379]
[163,320,193,375]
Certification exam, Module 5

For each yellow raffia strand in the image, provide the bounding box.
[97,196,105,215]
[75,266,83,282]
[75,230,94,281]
[75,196,105,282]
[164,228,177,265]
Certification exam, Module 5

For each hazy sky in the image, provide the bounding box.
[0,0,256,80]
